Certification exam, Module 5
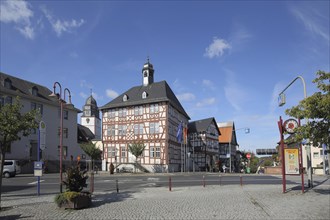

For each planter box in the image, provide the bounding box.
[58,193,91,210]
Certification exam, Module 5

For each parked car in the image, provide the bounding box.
[2,160,21,178]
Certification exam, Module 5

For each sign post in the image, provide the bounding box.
[278,117,304,193]
[36,121,46,196]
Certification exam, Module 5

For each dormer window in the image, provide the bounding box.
[32,86,38,96]
[4,78,12,89]
[142,91,148,99]
[123,94,128,102]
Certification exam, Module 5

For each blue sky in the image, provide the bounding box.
[1,0,329,153]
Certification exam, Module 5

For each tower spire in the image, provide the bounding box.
[142,58,154,86]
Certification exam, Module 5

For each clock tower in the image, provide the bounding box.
[142,58,154,86]
[81,94,101,139]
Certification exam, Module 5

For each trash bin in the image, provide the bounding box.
[246,167,250,174]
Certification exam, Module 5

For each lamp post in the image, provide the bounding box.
[278,76,312,188]
[49,82,72,193]
[229,127,250,173]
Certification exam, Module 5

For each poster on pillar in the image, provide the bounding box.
[284,148,300,175]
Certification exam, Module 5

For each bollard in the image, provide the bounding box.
[240,175,243,187]
[116,179,119,193]
[90,171,94,193]
[203,175,205,187]
[169,176,172,191]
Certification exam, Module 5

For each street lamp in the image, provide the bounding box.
[278,76,312,188]
[229,127,250,173]
[49,82,72,193]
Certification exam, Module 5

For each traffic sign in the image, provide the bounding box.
[246,153,251,159]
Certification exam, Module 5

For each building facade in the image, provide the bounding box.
[100,60,190,173]
[188,117,220,172]
[0,72,85,173]
[217,122,239,172]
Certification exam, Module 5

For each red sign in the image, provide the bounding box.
[246,153,251,159]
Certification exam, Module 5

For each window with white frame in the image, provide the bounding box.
[134,124,144,135]
[107,109,116,118]
[150,103,159,114]
[118,125,127,136]
[118,108,127,117]
[121,145,126,158]
[107,126,116,137]
[142,91,147,99]
[123,94,128,102]
[150,146,161,158]
[107,145,116,157]
[134,106,143,115]
[149,122,159,134]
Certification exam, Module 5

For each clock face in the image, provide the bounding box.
[284,119,298,134]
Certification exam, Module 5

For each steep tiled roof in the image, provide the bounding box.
[78,124,95,143]
[188,117,219,134]
[1,72,55,103]
[217,121,238,145]
[0,72,81,112]
[100,80,190,119]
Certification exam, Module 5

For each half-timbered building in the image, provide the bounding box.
[100,60,190,172]
[188,117,220,172]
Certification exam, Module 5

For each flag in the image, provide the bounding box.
[183,126,188,144]
[176,122,183,143]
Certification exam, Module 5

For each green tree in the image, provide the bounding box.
[128,142,146,161]
[0,97,39,210]
[285,71,330,149]
[80,142,102,171]
[128,142,146,172]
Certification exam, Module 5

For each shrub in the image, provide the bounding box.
[62,165,88,192]
[54,191,80,206]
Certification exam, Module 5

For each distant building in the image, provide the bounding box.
[80,94,103,170]
[81,94,101,139]
[0,72,85,173]
[217,122,239,172]
[100,60,190,173]
[188,117,220,172]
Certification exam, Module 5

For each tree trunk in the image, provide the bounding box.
[0,150,6,210]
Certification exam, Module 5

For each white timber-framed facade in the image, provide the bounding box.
[100,60,190,173]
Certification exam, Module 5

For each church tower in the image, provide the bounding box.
[81,94,101,139]
[142,58,154,86]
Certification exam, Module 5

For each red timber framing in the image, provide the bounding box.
[102,102,187,172]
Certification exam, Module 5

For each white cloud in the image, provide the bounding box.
[204,37,231,58]
[196,97,216,107]
[0,0,35,39]
[290,5,329,42]
[202,79,216,90]
[80,92,88,99]
[223,69,247,112]
[16,25,34,39]
[177,93,196,102]
[40,5,85,37]
[80,80,93,89]
[106,89,119,99]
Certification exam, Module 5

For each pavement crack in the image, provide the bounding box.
[246,193,271,217]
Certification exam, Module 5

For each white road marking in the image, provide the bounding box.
[28,180,45,185]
